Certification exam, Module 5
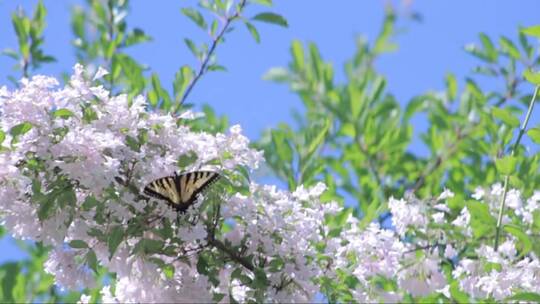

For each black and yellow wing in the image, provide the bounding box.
[143,171,220,212]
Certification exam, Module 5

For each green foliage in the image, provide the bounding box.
[2,0,56,80]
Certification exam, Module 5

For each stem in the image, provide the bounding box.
[410,127,465,193]
[174,0,247,112]
[208,237,254,272]
[494,85,539,251]
[107,0,115,94]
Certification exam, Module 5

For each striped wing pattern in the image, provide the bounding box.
[144,171,220,212]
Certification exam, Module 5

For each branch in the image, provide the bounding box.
[175,0,247,111]
[494,85,539,251]
[207,237,255,272]
[410,127,466,193]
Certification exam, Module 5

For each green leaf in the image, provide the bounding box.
[521,25,540,38]
[108,226,124,259]
[53,109,73,119]
[495,155,517,176]
[10,122,33,140]
[178,152,198,168]
[252,12,288,27]
[249,0,272,6]
[1,262,20,303]
[1,48,19,60]
[253,268,269,288]
[173,65,194,102]
[184,38,200,59]
[82,196,99,211]
[181,8,207,30]
[86,250,99,273]
[37,198,55,221]
[504,225,532,257]
[445,73,457,100]
[499,36,521,59]
[507,292,540,302]
[263,67,289,82]
[491,107,520,127]
[479,33,498,62]
[207,64,227,72]
[0,130,5,144]
[523,69,540,85]
[125,135,140,152]
[69,240,89,249]
[528,128,540,144]
[271,130,293,163]
[305,119,330,158]
[245,22,260,43]
[197,254,209,275]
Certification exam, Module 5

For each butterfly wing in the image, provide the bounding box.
[177,171,221,209]
[144,171,220,212]
[143,176,181,206]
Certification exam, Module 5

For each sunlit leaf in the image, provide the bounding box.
[252,12,288,27]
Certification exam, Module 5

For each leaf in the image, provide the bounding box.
[178,152,198,168]
[523,69,540,85]
[86,250,99,273]
[37,198,55,221]
[10,122,33,141]
[445,73,457,100]
[1,262,20,302]
[0,130,5,144]
[125,135,140,152]
[53,108,74,119]
[173,65,193,101]
[1,48,19,60]
[252,12,288,27]
[108,226,124,259]
[207,64,227,72]
[479,33,498,62]
[181,8,207,30]
[504,225,532,257]
[249,0,272,6]
[495,155,517,176]
[305,119,330,158]
[271,130,293,163]
[528,128,540,144]
[507,292,540,302]
[184,38,200,59]
[262,67,289,82]
[253,269,269,288]
[69,240,89,249]
[521,25,540,38]
[499,36,521,59]
[245,22,260,43]
[491,107,520,127]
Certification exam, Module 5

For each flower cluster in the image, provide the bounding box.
[1,66,540,302]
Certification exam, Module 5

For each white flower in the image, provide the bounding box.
[472,187,485,200]
[438,188,455,200]
[77,294,92,304]
[432,212,445,223]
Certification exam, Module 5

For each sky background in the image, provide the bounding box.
[0,0,539,262]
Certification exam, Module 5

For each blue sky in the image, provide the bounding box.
[0,0,539,262]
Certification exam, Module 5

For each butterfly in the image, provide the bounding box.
[143,171,221,213]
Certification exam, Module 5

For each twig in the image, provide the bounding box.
[494,85,539,251]
[207,237,255,272]
[175,0,247,111]
[410,127,466,193]
[356,138,386,203]
[107,0,116,94]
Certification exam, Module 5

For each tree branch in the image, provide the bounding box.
[175,0,247,111]
[207,237,255,272]
[494,85,539,251]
